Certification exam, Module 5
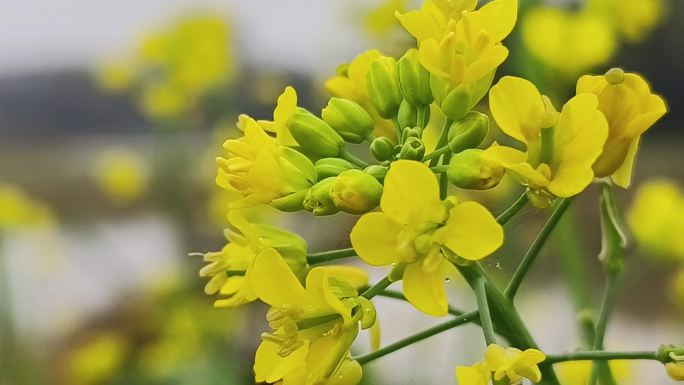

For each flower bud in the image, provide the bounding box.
[527,188,555,210]
[441,84,472,121]
[370,137,395,162]
[303,178,339,216]
[397,99,418,129]
[364,165,388,182]
[447,149,504,190]
[398,48,433,106]
[331,169,383,214]
[399,137,425,160]
[401,127,422,143]
[270,189,308,212]
[448,111,489,153]
[368,56,402,119]
[252,224,308,273]
[321,97,374,143]
[666,363,684,381]
[315,158,356,180]
[287,108,344,158]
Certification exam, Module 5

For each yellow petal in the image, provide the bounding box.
[482,145,549,188]
[273,86,299,146]
[468,0,518,43]
[547,93,608,197]
[576,74,607,95]
[610,137,640,188]
[489,76,545,143]
[624,94,667,137]
[402,261,448,316]
[254,340,308,383]
[350,213,402,266]
[396,10,441,43]
[418,38,451,78]
[443,201,503,261]
[304,330,357,383]
[306,268,353,325]
[456,365,489,385]
[251,248,309,308]
[380,160,445,225]
[319,265,369,289]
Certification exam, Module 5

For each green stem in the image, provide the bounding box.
[439,152,453,200]
[588,270,620,385]
[373,289,466,316]
[475,277,497,345]
[392,117,403,142]
[430,165,448,173]
[341,150,371,169]
[422,146,450,162]
[496,192,529,225]
[428,119,452,168]
[546,350,659,364]
[416,105,428,128]
[361,276,392,299]
[306,247,357,265]
[355,310,479,365]
[505,197,574,299]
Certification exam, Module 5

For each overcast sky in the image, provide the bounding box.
[0,0,370,77]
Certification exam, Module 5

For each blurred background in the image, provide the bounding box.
[0,0,682,384]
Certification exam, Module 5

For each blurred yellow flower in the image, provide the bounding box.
[577,68,667,187]
[93,61,135,93]
[68,332,128,385]
[482,76,608,205]
[589,0,665,43]
[139,82,190,120]
[215,115,316,209]
[199,210,308,307]
[93,149,149,204]
[0,184,52,230]
[350,160,502,316]
[251,248,372,385]
[627,179,684,261]
[365,0,409,37]
[522,7,616,76]
[456,344,546,385]
[556,359,633,385]
[325,50,396,139]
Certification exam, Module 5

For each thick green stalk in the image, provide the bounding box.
[422,146,450,162]
[505,197,574,299]
[341,149,371,169]
[355,310,479,365]
[588,270,620,385]
[307,247,357,265]
[428,119,452,168]
[546,350,659,364]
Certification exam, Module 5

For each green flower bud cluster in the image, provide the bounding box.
[304,167,383,216]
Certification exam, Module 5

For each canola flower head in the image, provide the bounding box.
[482,76,609,203]
[350,160,503,316]
[93,149,149,204]
[456,344,546,385]
[0,184,53,230]
[68,332,129,385]
[251,248,372,385]
[577,68,667,187]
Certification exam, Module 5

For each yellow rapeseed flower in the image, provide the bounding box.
[577,68,666,187]
[251,248,373,385]
[93,149,149,204]
[199,210,308,307]
[365,0,409,37]
[350,160,502,316]
[627,179,684,261]
[482,76,608,206]
[0,184,52,230]
[556,359,633,385]
[456,344,546,385]
[522,7,616,76]
[255,86,299,147]
[589,0,665,43]
[68,332,128,385]
[325,50,396,139]
[216,115,316,209]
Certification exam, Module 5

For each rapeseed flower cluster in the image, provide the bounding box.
[198,0,671,383]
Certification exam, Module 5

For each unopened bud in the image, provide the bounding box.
[605,67,625,85]
[441,84,472,121]
[666,363,684,381]
[448,111,489,153]
[397,99,418,129]
[322,98,374,143]
[331,169,383,214]
[364,165,388,182]
[288,108,344,158]
[270,190,308,212]
[401,127,422,143]
[303,178,339,216]
[527,188,556,209]
[398,48,433,106]
[253,225,308,273]
[315,158,356,180]
[370,137,395,162]
[399,137,425,160]
[368,56,402,119]
[447,149,504,190]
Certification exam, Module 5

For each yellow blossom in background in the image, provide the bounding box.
[577,68,667,187]
[522,7,616,76]
[93,61,135,93]
[68,332,129,385]
[627,179,684,261]
[325,50,396,139]
[351,160,503,316]
[482,76,608,206]
[251,248,373,385]
[589,0,665,43]
[365,0,409,37]
[0,184,52,230]
[199,210,308,307]
[556,359,633,385]
[93,149,149,204]
[215,115,316,209]
[456,344,545,385]
[139,82,190,120]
